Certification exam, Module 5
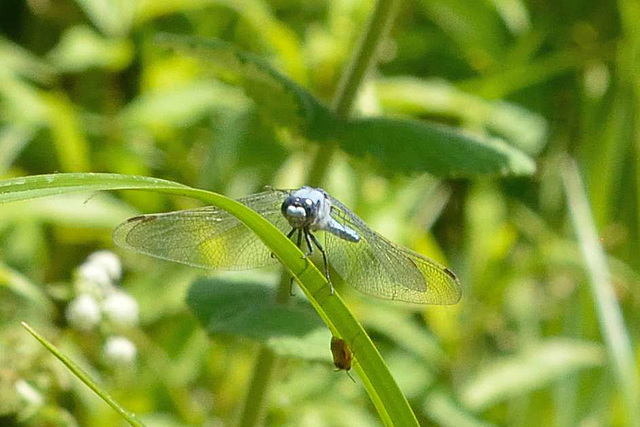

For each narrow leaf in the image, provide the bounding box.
[21,322,145,427]
[459,338,604,411]
[561,159,640,424]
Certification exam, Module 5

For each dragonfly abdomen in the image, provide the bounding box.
[326,219,360,242]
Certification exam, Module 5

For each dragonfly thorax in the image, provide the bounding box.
[281,187,331,230]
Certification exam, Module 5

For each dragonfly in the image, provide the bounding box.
[113,186,461,304]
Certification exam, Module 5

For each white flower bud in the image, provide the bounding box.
[87,250,122,282]
[76,261,114,295]
[66,294,101,330]
[102,291,139,327]
[103,336,137,366]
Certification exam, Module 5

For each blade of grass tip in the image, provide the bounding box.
[21,322,145,427]
[561,158,640,425]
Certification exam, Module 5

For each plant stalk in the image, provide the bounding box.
[332,0,401,120]
[237,346,277,427]
[309,0,401,188]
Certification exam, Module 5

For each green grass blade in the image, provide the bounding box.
[561,159,640,425]
[21,322,145,427]
[0,261,54,314]
[1,173,419,426]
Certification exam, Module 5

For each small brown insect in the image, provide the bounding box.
[331,337,355,382]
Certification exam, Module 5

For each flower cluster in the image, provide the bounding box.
[65,250,138,366]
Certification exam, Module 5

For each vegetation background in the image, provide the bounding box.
[1,0,639,425]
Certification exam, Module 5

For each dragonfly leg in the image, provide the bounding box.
[303,228,314,257]
[308,231,334,294]
[289,276,295,296]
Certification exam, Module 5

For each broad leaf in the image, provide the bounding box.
[187,277,332,361]
[336,117,536,177]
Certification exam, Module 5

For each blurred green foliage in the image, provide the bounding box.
[1,0,639,426]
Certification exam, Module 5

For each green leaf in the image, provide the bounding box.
[73,0,135,37]
[47,26,134,72]
[0,36,57,84]
[0,124,34,174]
[0,261,54,314]
[418,0,508,65]
[336,117,536,177]
[42,92,91,172]
[459,338,604,411]
[0,68,49,127]
[376,77,547,155]
[121,81,244,129]
[21,322,145,426]
[187,277,331,361]
[0,173,419,426]
[155,34,335,140]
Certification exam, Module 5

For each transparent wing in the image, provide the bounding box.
[325,196,461,304]
[113,190,291,270]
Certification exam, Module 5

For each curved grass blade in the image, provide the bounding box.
[0,173,419,426]
[21,322,145,427]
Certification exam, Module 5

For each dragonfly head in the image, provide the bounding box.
[282,195,317,228]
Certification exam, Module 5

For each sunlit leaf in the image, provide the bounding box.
[74,0,135,37]
[48,26,134,72]
[0,124,34,174]
[0,37,57,84]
